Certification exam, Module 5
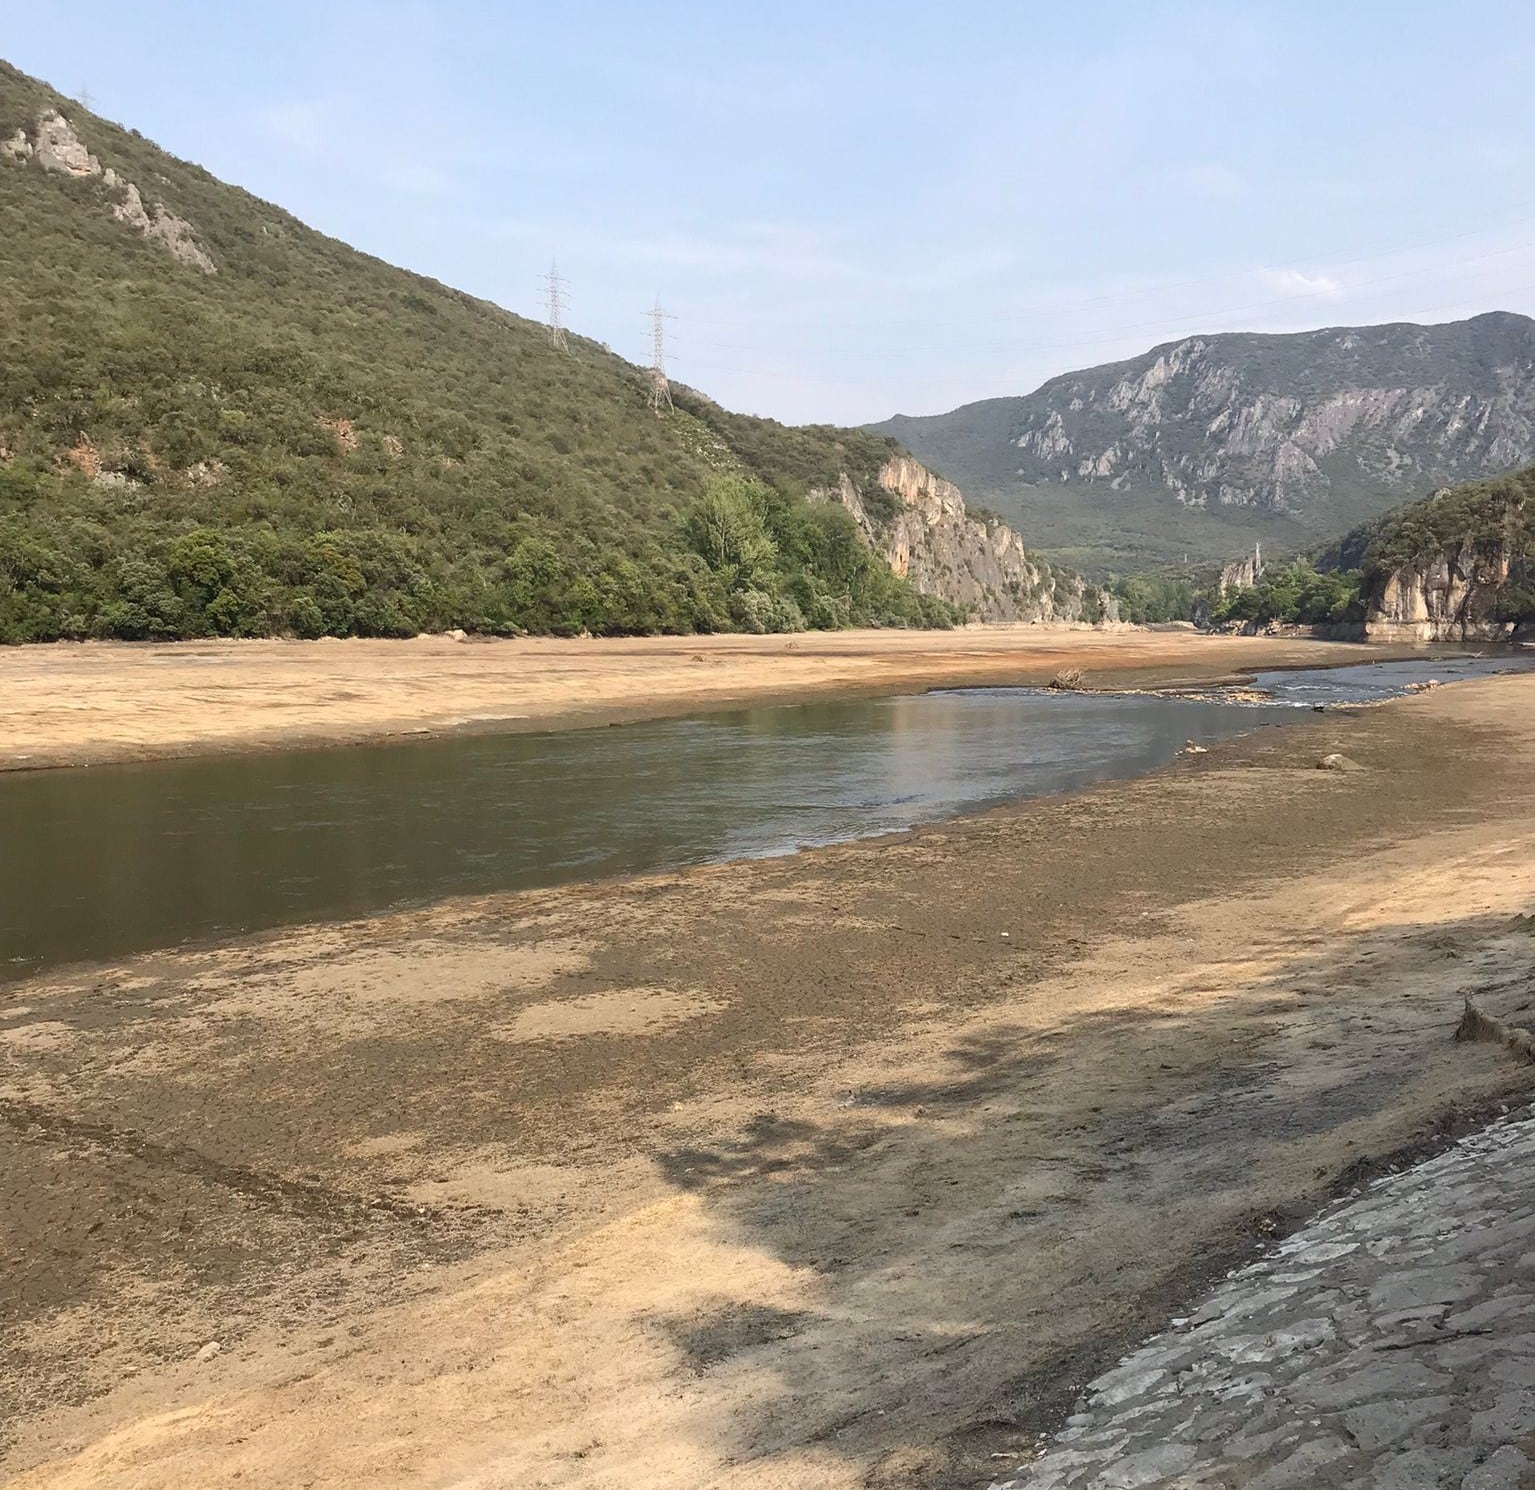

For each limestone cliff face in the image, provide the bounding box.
[1357,475,1531,642]
[1006,320,1535,517]
[1217,555,1259,594]
[1365,539,1516,642]
[816,455,1114,623]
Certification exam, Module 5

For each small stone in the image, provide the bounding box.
[194,1340,221,1362]
[1088,1443,1196,1489]
[1469,1389,1535,1447]
[1341,1395,1452,1451]
[1245,1435,1352,1490]
[1463,1445,1532,1490]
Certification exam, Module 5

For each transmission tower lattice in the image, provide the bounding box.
[648,298,674,414]
[540,260,570,351]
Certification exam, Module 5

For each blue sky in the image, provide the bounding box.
[8,2,1535,423]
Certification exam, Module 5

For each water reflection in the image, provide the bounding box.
[2,655,1528,979]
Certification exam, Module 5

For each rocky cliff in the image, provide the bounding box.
[816,455,1113,623]
[873,314,1535,572]
[1217,550,1262,594]
[1341,468,1535,642]
[1366,540,1516,642]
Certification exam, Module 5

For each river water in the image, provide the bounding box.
[2,653,1529,980]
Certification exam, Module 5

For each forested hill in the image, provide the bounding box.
[0,61,1100,643]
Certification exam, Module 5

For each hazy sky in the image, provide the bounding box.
[8,2,1535,424]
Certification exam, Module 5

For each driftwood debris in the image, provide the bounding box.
[1455,998,1535,1063]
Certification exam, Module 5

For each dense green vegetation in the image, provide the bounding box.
[1203,562,1364,627]
[0,62,958,643]
[1109,572,1198,624]
[1109,563,1363,628]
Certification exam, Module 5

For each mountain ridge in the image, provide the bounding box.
[872,313,1535,575]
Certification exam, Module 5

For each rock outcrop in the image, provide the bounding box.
[1365,538,1517,642]
[992,1112,1535,1490]
[816,455,1114,623]
[1217,550,1261,594]
[111,180,216,274]
[1355,471,1532,642]
[2,109,215,273]
[25,109,100,175]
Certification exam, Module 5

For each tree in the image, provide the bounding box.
[682,477,778,593]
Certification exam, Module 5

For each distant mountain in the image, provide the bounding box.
[872,314,1535,575]
[0,60,1106,642]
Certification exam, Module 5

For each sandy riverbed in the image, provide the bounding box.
[0,627,1423,769]
[4,674,1535,1488]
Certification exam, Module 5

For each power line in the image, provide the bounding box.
[540,259,570,352]
[667,202,1535,336]
[666,279,1535,393]
[664,238,1535,365]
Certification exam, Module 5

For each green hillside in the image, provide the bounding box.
[0,61,957,643]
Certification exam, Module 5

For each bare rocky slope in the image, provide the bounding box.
[815,454,1105,623]
[873,314,1535,574]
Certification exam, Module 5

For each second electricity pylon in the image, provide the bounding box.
[647,298,674,414]
[541,260,570,351]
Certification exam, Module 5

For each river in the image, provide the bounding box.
[2,653,1529,979]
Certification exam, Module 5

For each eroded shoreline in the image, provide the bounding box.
[0,628,1437,772]
[5,676,1535,1489]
